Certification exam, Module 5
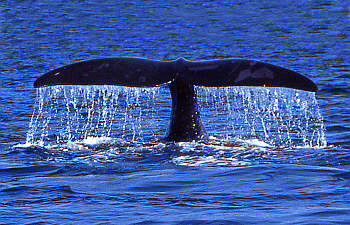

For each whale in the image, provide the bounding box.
[34,57,317,142]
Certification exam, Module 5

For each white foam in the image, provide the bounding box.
[13,143,34,148]
[243,139,272,147]
[81,136,113,146]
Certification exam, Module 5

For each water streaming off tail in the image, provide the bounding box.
[198,87,326,147]
[26,86,171,145]
[26,86,326,148]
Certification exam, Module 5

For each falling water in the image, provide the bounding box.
[26,85,326,148]
[197,87,326,147]
[26,86,171,145]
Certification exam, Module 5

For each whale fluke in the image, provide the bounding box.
[34,57,318,142]
[34,58,177,88]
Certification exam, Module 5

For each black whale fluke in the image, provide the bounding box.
[34,58,177,88]
[34,57,318,142]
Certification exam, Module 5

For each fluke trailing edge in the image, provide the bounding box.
[34,57,318,142]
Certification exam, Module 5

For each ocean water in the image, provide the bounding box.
[1,0,350,224]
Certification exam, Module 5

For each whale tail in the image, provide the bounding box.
[34,57,317,142]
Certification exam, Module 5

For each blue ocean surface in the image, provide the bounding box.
[1,0,349,224]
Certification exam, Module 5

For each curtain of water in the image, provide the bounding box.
[26,86,170,145]
[197,87,327,147]
[26,86,326,148]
